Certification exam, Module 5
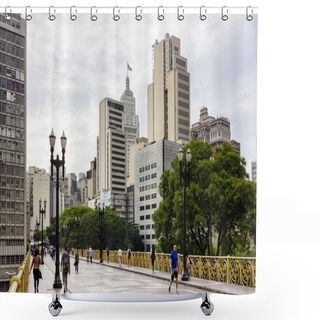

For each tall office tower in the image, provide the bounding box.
[0,14,26,292]
[134,139,181,252]
[26,167,53,246]
[120,76,139,178]
[147,33,190,144]
[77,172,88,206]
[98,97,127,219]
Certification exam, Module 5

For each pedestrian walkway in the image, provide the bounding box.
[27,253,254,295]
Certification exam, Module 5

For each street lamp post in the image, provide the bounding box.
[178,147,192,281]
[35,218,40,248]
[39,199,47,265]
[75,216,80,254]
[49,129,67,289]
[96,203,104,263]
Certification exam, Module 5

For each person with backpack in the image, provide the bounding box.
[61,246,70,293]
[150,244,156,272]
[127,247,132,267]
[74,250,79,273]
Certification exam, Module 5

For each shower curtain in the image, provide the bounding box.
[1,7,257,299]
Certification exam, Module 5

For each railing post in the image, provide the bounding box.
[206,260,211,280]
[161,253,164,272]
[198,257,203,278]
[251,260,255,287]
[226,255,231,284]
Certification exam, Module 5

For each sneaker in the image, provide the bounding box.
[168,286,171,293]
[176,290,179,294]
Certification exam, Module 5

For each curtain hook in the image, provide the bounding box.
[177,6,184,21]
[158,6,165,21]
[200,6,207,21]
[49,6,56,21]
[5,6,12,21]
[90,6,98,21]
[25,6,32,21]
[135,6,142,21]
[246,6,253,21]
[70,6,77,21]
[221,6,228,21]
[113,6,120,21]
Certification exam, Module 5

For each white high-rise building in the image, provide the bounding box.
[120,76,139,178]
[98,97,128,220]
[147,33,190,144]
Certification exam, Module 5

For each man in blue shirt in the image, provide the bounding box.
[169,244,179,294]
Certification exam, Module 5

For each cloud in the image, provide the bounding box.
[27,13,257,176]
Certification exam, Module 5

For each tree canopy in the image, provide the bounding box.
[46,206,144,251]
[153,140,256,257]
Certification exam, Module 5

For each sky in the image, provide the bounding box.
[26,13,257,177]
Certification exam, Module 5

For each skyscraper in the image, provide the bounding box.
[0,14,26,292]
[120,76,139,177]
[147,33,190,144]
[98,97,128,219]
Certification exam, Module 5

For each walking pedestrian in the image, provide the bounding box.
[168,244,179,294]
[150,244,156,272]
[106,247,110,263]
[75,250,79,273]
[117,248,122,267]
[29,248,41,293]
[89,246,93,263]
[127,247,132,267]
[61,246,70,293]
[86,248,89,263]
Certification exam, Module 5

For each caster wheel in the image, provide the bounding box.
[48,295,63,317]
[200,293,214,316]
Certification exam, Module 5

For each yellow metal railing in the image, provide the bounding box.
[73,249,256,287]
[8,250,31,293]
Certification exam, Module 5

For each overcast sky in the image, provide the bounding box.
[27,13,257,177]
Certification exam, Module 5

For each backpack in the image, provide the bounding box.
[62,252,69,272]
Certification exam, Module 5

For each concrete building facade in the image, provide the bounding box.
[0,14,26,291]
[134,139,181,252]
[147,33,190,144]
[98,97,128,220]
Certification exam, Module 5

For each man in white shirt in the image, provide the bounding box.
[117,248,122,267]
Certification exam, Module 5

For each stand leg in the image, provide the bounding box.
[48,294,63,317]
[200,292,214,316]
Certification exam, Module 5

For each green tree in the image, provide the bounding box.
[153,140,256,257]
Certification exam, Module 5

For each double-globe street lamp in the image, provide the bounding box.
[96,203,105,263]
[177,147,192,281]
[49,129,67,289]
[35,218,40,248]
[39,199,47,265]
[75,216,80,254]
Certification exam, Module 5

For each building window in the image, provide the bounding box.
[145,185,150,190]
[151,183,157,189]
[151,163,157,169]
[152,224,154,229]
[152,234,155,239]
[140,225,144,230]
[152,203,157,209]
[145,175,150,181]
[139,167,144,173]
[151,193,157,199]
[141,235,145,239]
[151,173,156,179]
[146,195,150,200]
[145,165,150,171]
[146,235,151,240]
[140,206,144,211]
[146,214,150,219]
[146,225,151,230]
[140,216,144,220]
[140,177,144,182]
[146,205,150,210]
[140,196,144,201]
[139,186,144,192]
